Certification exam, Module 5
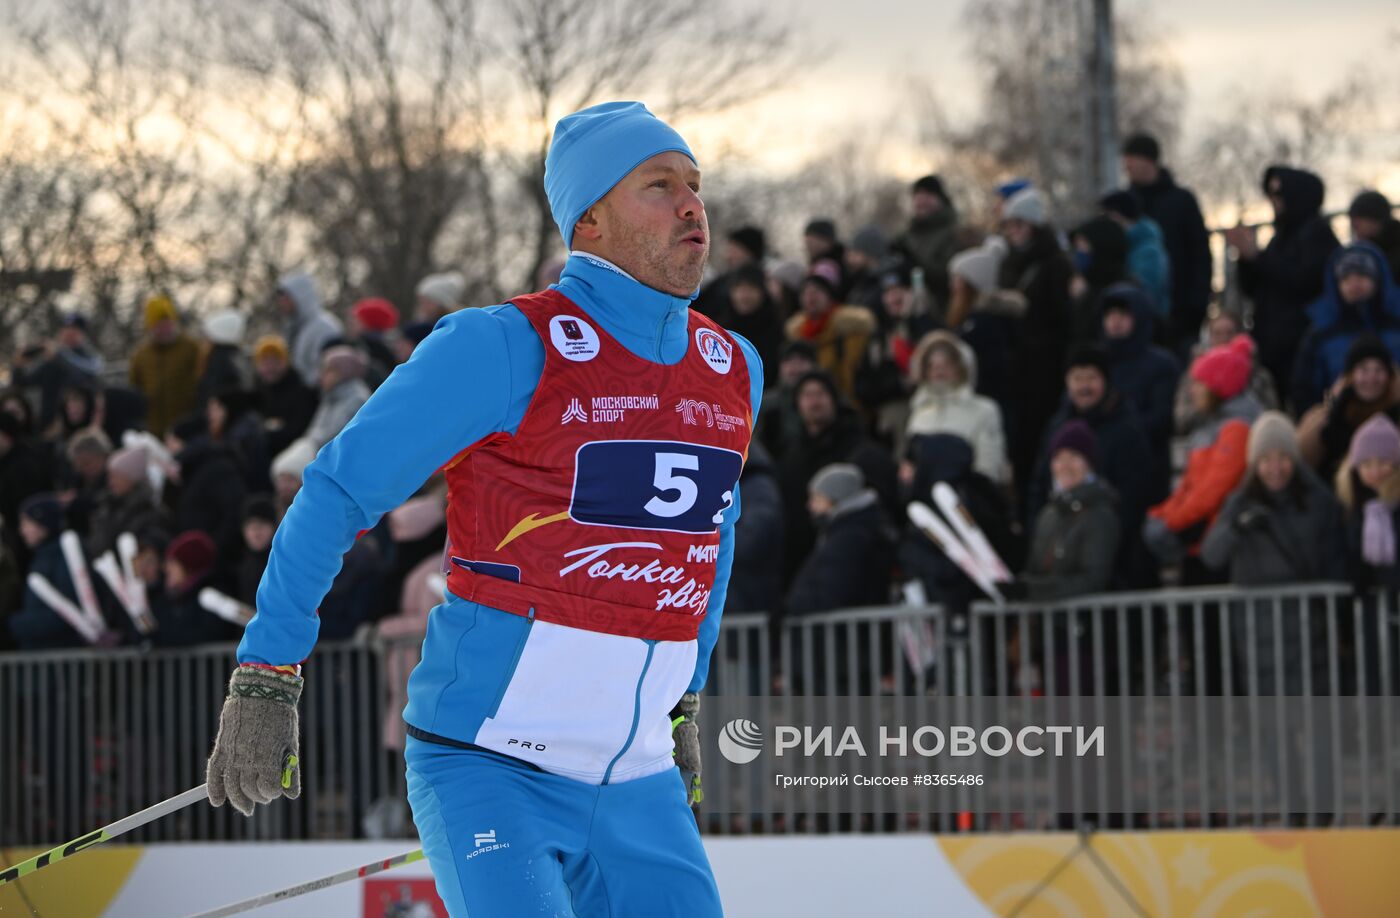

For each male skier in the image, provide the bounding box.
[204,101,761,917]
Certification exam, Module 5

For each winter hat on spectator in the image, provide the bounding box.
[320,345,367,380]
[1349,190,1392,223]
[202,310,246,346]
[1350,414,1400,467]
[995,178,1032,200]
[1065,343,1111,379]
[19,492,64,535]
[107,445,148,484]
[804,218,838,242]
[61,312,88,331]
[253,334,290,363]
[241,494,278,526]
[1334,245,1382,283]
[1190,335,1255,401]
[1049,419,1099,472]
[803,260,843,301]
[949,245,1004,294]
[1121,133,1161,162]
[851,225,888,259]
[352,297,400,332]
[1247,411,1300,464]
[544,101,695,249]
[1344,334,1393,375]
[880,260,913,290]
[144,295,178,329]
[727,226,766,262]
[166,530,217,582]
[768,259,807,293]
[1099,190,1142,221]
[912,175,950,205]
[66,427,112,463]
[414,272,466,310]
[809,462,864,504]
[271,438,316,483]
[1002,187,1046,225]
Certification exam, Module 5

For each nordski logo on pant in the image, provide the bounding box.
[467,829,511,859]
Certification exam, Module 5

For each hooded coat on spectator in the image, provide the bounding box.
[1238,166,1341,393]
[1129,166,1213,352]
[1099,283,1181,469]
[279,271,345,388]
[1292,242,1400,411]
[899,434,1019,609]
[304,349,372,449]
[905,331,1009,484]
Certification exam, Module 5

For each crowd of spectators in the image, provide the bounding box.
[4,132,1400,699]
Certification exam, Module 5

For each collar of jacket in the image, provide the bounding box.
[552,251,694,365]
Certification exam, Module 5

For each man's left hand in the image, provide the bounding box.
[671,692,703,806]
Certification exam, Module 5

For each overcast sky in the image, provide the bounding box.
[699,0,1400,194]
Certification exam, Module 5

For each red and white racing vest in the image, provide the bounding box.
[442,289,752,641]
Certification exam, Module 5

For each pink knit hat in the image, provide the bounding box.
[1190,335,1255,400]
[1350,414,1400,466]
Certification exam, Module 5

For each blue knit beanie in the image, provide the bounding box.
[544,101,695,250]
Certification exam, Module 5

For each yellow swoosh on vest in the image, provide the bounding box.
[496,511,571,551]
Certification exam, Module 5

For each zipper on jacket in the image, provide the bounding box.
[601,639,657,785]
[486,607,535,720]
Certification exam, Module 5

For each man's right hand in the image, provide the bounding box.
[206,664,304,816]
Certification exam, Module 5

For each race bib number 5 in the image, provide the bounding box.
[570,441,742,534]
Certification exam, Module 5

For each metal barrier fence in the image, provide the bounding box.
[4,583,1397,845]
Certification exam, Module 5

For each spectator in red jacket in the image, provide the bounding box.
[1143,335,1264,582]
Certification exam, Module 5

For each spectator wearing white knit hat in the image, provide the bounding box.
[198,309,252,407]
[414,271,467,324]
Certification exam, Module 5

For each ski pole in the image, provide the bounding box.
[0,784,208,886]
[190,848,426,917]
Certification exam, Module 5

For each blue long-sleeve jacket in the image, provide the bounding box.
[240,253,762,783]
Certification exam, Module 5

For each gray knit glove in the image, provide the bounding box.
[670,692,703,806]
[206,665,303,816]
